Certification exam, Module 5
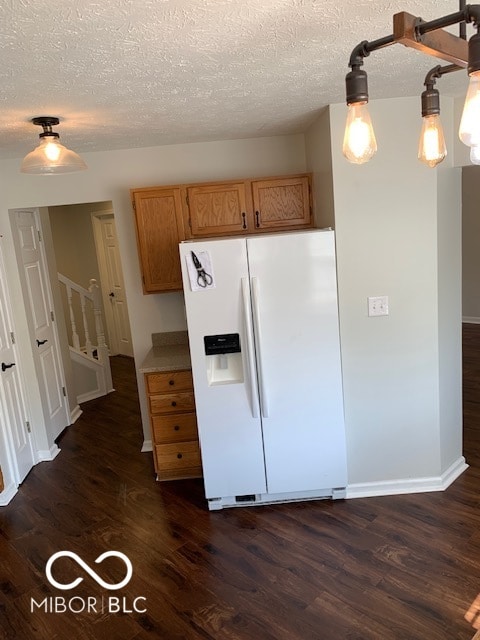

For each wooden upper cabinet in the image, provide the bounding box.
[251,175,312,230]
[131,187,185,294]
[186,182,250,236]
[131,173,313,294]
[184,174,313,238]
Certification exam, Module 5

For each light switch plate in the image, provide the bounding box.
[368,295,389,317]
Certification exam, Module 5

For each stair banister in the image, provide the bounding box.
[89,279,113,392]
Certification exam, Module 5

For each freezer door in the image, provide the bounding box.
[179,238,266,499]
[247,230,347,494]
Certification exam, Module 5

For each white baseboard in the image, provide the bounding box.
[346,456,468,499]
[0,482,18,506]
[463,316,480,324]
[70,405,83,424]
[141,439,152,453]
[35,444,61,463]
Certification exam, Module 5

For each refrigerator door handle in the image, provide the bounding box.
[241,277,260,419]
[251,277,269,418]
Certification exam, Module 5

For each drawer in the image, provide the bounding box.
[155,441,202,480]
[149,391,195,415]
[152,412,198,444]
[146,370,193,394]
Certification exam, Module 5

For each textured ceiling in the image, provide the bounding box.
[0,0,471,160]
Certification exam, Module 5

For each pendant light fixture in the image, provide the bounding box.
[21,117,87,174]
[343,1,480,168]
[417,66,450,168]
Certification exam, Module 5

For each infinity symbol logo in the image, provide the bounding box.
[46,551,133,591]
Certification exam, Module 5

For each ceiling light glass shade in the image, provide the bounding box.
[418,114,447,168]
[342,102,377,164]
[459,70,480,147]
[21,134,87,174]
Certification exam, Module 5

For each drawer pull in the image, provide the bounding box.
[171,401,177,407]
[174,425,180,431]
[177,453,183,459]
[169,379,174,386]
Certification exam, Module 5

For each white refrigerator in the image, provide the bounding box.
[180,229,347,510]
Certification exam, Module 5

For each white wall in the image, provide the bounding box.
[0,134,307,452]
[306,96,464,493]
[49,201,109,288]
[304,107,335,228]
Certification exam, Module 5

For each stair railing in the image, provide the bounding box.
[58,273,107,361]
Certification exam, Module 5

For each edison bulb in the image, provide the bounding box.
[342,102,377,164]
[470,145,480,164]
[418,114,447,168]
[459,71,480,147]
[42,137,62,161]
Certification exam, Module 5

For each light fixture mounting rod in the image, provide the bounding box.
[31,116,59,128]
[31,116,60,139]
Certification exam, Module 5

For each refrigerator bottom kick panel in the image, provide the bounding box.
[206,487,347,511]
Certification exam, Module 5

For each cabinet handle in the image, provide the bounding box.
[242,212,247,229]
[169,379,174,386]
[174,425,180,431]
[177,453,183,459]
[1,362,15,372]
[36,339,48,347]
[255,211,260,227]
[171,401,177,407]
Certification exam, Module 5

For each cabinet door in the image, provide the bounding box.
[132,188,185,293]
[187,182,249,236]
[251,175,312,230]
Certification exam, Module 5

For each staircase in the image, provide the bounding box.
[58,274,114,403]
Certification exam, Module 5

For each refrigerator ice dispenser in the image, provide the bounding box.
[204,333,243,385]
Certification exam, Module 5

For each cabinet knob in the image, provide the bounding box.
[174,425,180,431]
[177,453,183,459]
[171,401,177,407]
[169,379,174,386]
[255,211,260,227]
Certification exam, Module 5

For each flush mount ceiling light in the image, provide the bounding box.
[343,1,480,168]
[21,117,87,174]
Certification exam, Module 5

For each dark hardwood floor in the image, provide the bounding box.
[2,332,480,639]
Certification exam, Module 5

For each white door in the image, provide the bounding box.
[92,213,133,357]
[180,238,266,500]
[0,241,34,482]
[247,230,347,494]
[11,209,69,442]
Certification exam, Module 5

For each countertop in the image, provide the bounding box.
[139,331,191,373]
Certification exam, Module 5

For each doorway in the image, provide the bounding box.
[47,201,133,359]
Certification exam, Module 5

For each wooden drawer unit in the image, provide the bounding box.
[146,370,193,394]
[155,442,202,481]
[145,369,202,481]
[149,391,195,415]
[151,413,198,444]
